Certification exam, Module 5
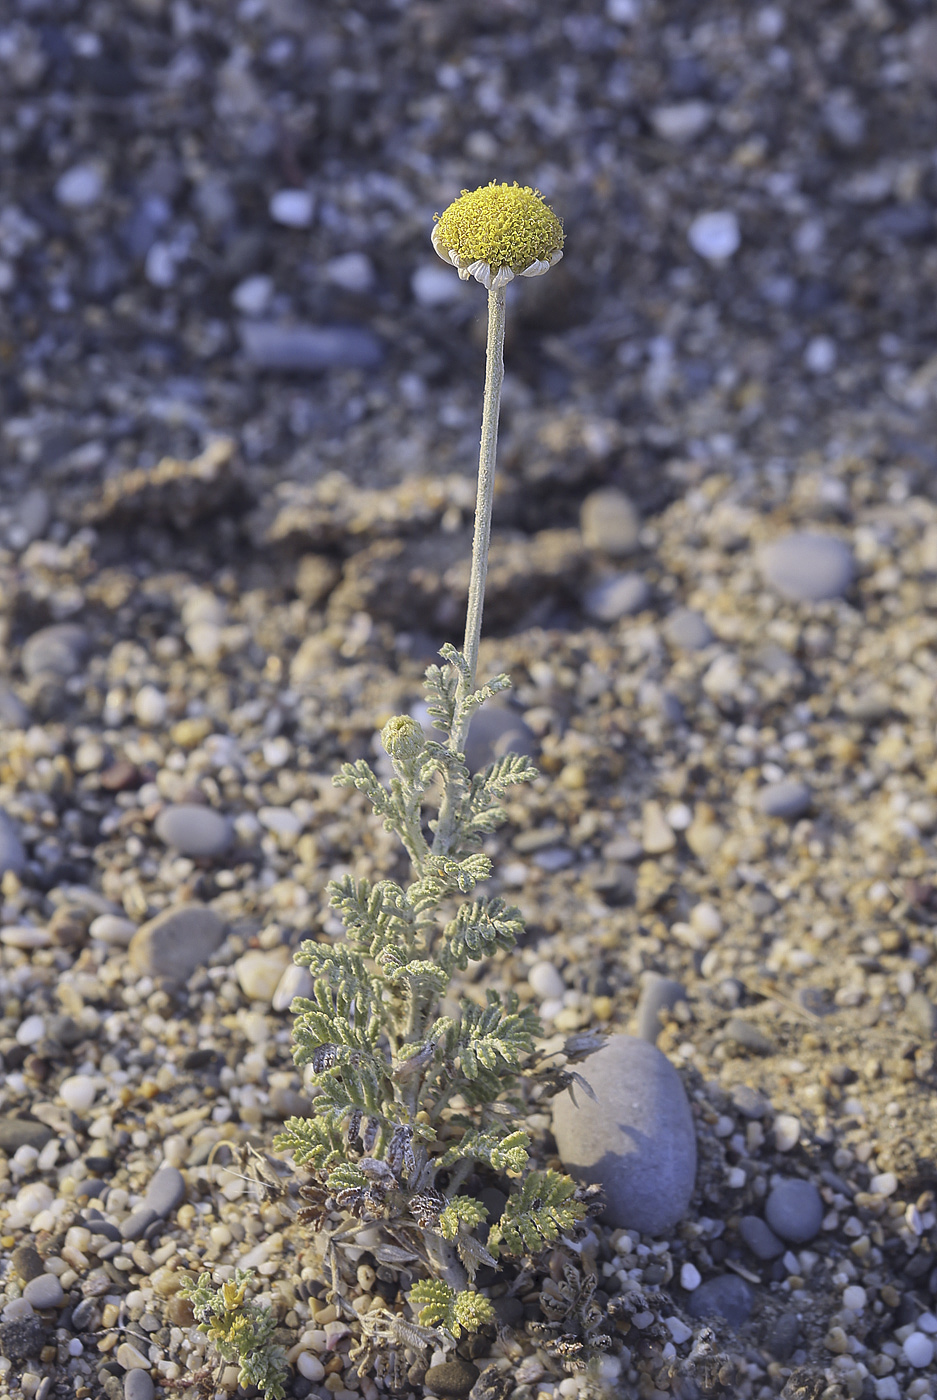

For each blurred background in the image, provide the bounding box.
[0,0,936,584]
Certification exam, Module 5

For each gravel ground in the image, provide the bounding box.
[2,1,937,1398]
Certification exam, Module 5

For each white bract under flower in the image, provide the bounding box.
[432,181,564,290]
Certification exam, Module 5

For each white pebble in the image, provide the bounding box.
[917,1312,937,1334]
[297,1353,325,1382]
[680,1262,701,1290]
[666,803,692,831]
[262,737,292,768]
[269,188,315,228]
[231,274,274,316]
[89,914,136,945]
[258,806,302,837]
[773,1114,801,1152]
[186,621,223,663]
[904,1332,935,1368]
[690,902,723,938]
[665,1315,694,1344]
[59,1075,97,1112]
[15,1014,45,1046]
[528,961,565,1001]
[804,335,837,374]
[134,685,167,728]
[2,926,51,948]
[688,210,740,261]
[272,962,314,1013]
[412,264,463,307]
[869,1171,898,1196]
[842,1285,866,1311]
[55,164,104,210]
[325,252,374,293]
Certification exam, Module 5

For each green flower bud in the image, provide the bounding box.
[432,181,564,291]
[380,715,426,762]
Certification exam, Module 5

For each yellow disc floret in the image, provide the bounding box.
[433,182,564,274]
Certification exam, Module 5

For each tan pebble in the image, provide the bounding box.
[171,716,213,749]
[825,1326,848,1354]
[100,1303,120,1329]
[593,996,614,1022]
[642,801,676,855]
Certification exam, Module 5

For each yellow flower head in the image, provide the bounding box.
[432,182,564,291]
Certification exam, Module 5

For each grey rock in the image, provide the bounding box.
[425,1359,480,1398]
[11,488,50,548]
[764,1178,824,1243]
[665,608,713,650]
[154,805,233,858]
[11,1244,44,1281]
[23,1273,64,1308]
[70,1298,97,1331]
[686,1274,754,1327]
[490,1295,523,1329]
[120,1207,159,1241]
[766,1310,800,1360]
[756,779,812,820]
[0,684,29,728]
[723,1019,775,1055]
[0,1315,45,1361]
[21,624,89,680]
[144,1166,186,1218]
[128,903,226,982]
[0,1117,52,1152]
[0,811,26,876]
[239,320,383,371]
[636,973,686,1045]
[583,571,650,621]
[580,488,641,556]
[758,532,855,602]
[739,1215,785,1260]
[906,991,937,1039]
[730,1084,772,1118]
[124,1368,155,1400]
[552,1034,697,1236]
[463,706,536,774]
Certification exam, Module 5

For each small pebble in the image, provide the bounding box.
[665,607,713,650]
[651,100,713,142]
[0,811,26,876]
[239,321,382,371]
[423,1359,480,1398]
[580,488,641,556]
[144,1166,186,1218]
[55,164,104,210]
[154,804,233,858]
[757,531,855,602]
[528,961,565,1001]
[739,1215,785,1260]
[22,1274,64,1309]
[272,961,314,1012]
[903,1332,934,1368]
[756,779,812,820]
[60,1075,97,1112]
[583,572,650,621]
[665,1315,694,1344]
[11,1246,44,1283]
[297,1354,326,1382]
[232,274,274,316]
[236,948,292,1002]
[688,210,740,261]
[269,188,315,227]
[89,914,137,946]
[128,903,226,982]
[642,801,677,854]
[463,706,536,773]
[723,1019,774,1054]
[124,1370,155,1400]
[133,686,167,728]
[766,1311,800,1360]
[686,1274,753,1326]
[636,972,686,1044]
[764,1178,824,1243]
[325,252,374,292]
[116,1341,150,1371]
[680,1262,701,1291]
[21,623,89,680]
[773,1114,801,1152]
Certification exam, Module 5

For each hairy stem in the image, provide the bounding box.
[433,286,506,859]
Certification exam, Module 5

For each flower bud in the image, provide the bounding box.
[380,715,426,762]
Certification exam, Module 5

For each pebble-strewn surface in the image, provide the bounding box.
[2,1,937,1399]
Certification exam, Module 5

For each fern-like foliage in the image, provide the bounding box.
[487,1170,587,1258]
[277,644,588,1311]
[409,1279,495,1338]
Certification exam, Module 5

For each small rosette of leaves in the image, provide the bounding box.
[410,1279,495,1338]
[178,1270,288,1400]
[487,1170,587,1258]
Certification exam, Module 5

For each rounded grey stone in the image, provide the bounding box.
[583,572,650,622]
[144,1166,186,1218]
[635,973,686,1045]
[239,320,383,371]
[463,706,536,774]
[766,1311,800,1360]
[128,903,226,983]
[723,1019,774,1055]
[758,532,854,602]
[756,779,812,820]
[739,1214,785,1260]
[552,1034,696,1236]
[0,1117,51,1152]
[119,1207,159,1242]
[906,991,937,1039]
[664,607,713,650]
[0,811,26,876]
[124,1369,155,1400]
[580,488,640,556]
[23,1273,64,1309]
[21,624,89,680]
[154,805,233,858]
[764,1178,824,1243]
[686,1274,754,1327]
[0,685,29,728]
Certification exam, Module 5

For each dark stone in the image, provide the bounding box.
[11,1244,44,1281]
[490,1295,523,1329]
[739,1215,785,1261]
[0,1315,45,1361]
[0,1117,53,1151]
[686,1274,754,1328]
[636,972,686,1044]
[764,1178,824,1244]
[425,1359,480,1398]
[723,1019,774,1055]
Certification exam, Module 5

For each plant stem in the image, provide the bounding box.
[455,284,506,750]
